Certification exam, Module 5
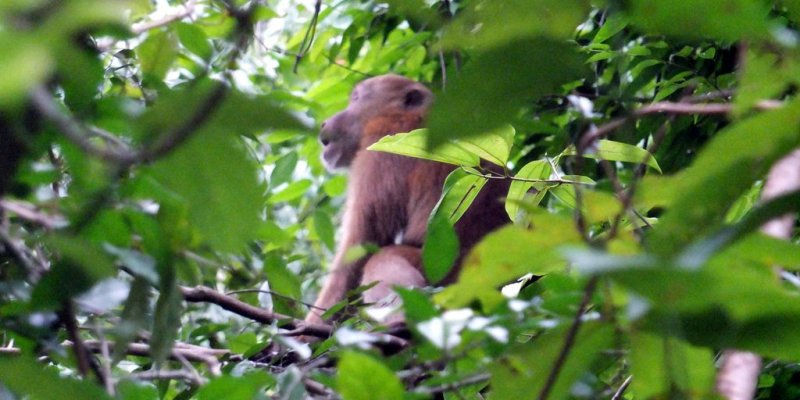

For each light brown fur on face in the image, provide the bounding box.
[307,74,508,325]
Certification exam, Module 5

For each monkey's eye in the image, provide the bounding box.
[404,89,425,108]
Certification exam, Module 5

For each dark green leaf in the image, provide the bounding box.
[197,373,274,400]
[337,352,403,400]
[437,216,582,309]
[427,38,585,146]
[627,0,770,41]
[422,213,460,284]
[432,168,488,224]
[0,356,112,400]
[313,210,336,251]
[148,130,265,252]
[270,151,299,187]
[490,322,614,400]
[630,332,715,398]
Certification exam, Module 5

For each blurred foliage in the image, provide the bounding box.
[0,0,799,399]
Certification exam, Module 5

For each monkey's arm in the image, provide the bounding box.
[305,199,373,324]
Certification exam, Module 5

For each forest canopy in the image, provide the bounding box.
[1,0,800,399]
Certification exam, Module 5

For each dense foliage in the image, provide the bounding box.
[1,0,800,399]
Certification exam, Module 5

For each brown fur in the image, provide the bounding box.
[307,75,508,324]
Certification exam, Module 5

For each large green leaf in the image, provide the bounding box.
[456,124,515,167]
[148,130,264,253]
[564,139,662,173]
[627,0,770,41]
[505,160,552,222]
[137,30,178,81]
[0,37,52,108]
[427,38,585,146]
[606,264,800,360]
[442,0,591,49]
[0,356,112,400]
[337,352,404,400]
[490,322,614,400]
[629,333,715,399]
[437,216,583,309]
[31,236,116,309]
[197,373,274,400]
[368,128,480,166]
[649,99,800,256]
[422,213,460,284]
[432,168,488,224]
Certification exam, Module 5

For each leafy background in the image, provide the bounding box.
[1,0,799,399]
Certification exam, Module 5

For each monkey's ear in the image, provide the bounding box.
[404,89,427,108]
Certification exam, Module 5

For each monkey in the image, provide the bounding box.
[306,74,508,325]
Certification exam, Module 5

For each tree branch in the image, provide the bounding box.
[579,98,783,152]
[180,285,334,338]
[131,0,197,35]
[538,277,599,400]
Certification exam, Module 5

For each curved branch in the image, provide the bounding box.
[180,285,334,338]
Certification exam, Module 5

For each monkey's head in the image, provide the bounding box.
[319,74,433,170]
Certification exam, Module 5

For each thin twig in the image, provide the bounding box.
[131,369,204,385]
[459,166,593,185]
[611,375,633,400]
[225,288,325,311]
[415,373,491,395]
[0,200,66,229]
[131,0,197,35]
[537,277,599,400]
[293,0,322,73]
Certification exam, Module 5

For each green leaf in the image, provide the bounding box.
[151,279,182,364]
[31,236,116,309]
[442,0,591,49]
[0,356,112,400]
[721,233,800,271]
[148,130,265,252]
[368,128,480,166]
[270,151,299,187]
[313,209,336,251]
[490,322,614,400]
[395,287,438,322]
[593,14,628,43]
[337,352,403,400]
[422,213,460,284]
[549,175,596,209]
[627,0,770,41]
[606,264,800,360]
[268,179,312,204]
[432,168,488,224]
[197,373,274,400]
[505,160,551,222]
[0,37,52,108]
[175,22,213,60]
[649,99,800,256]
[564,139,661,172]
[263,253,302,315]
[630,333,715,399]
[437,217,583,309]
[427,37,585,146]
[456,124,516,166]
[137,30,178,80]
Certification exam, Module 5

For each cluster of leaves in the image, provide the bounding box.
[1,0,800,399]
